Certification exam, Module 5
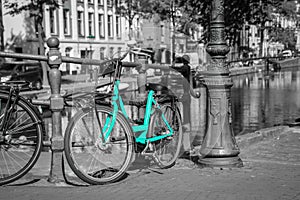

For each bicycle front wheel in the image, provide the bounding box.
[0,93,43,185]
[149,104,183,169]
[64,105,134,185]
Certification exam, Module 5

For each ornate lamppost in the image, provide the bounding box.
[198,0,243,167]
[0,0,4,51]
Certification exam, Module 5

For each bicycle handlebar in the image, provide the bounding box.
[100,47,201,99]
[122,61,141,68]
[189,83,201,98]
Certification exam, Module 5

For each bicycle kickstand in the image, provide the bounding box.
[141,140,160,164]
[141,140,153,155]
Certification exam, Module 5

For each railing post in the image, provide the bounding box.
[198,0,243,167]
[47,37,65,183]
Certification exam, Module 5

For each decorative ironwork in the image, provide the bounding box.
[198,0,243,167]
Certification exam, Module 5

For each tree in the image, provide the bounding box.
[150,0,182,62]
[175,0,298,53]
[114,0,154,40]
[250,0,298,55]
[151,0,250,46]
[269,21,297,51]
[117,0,298,58]
[3,0,60,87]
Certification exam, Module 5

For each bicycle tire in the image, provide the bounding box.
[0,92,43,185]
[149,104,183,169]
[64,105,134,185]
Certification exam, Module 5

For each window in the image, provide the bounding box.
[136,17,141,39]
[179,44,184,53]
[117,47,122,57]
[63,9,71,35]
[107,0,112,7]
[116,16,121,38]
[115,0,121,7]
[80,50,92,74]
[88,13,95,37]
[98,0,104,5]
[161,25,164,36]
[49,8,58,34]
[98,14,105,38]
[107,15,113,37]
[81,50,93,61]
[109,47,114,57]
[100,47,105,60]
[65,48,71,74]
[160,24,165,42]
[77,11,84,36]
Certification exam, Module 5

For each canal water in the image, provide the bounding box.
[231,66,300,135]
[47,66,300,140]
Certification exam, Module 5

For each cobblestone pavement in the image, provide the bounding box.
[0,127,299,200]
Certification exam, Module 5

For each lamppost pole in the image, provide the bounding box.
[0,0,4,51]
[198,0,243,167]
[87,35,95,80]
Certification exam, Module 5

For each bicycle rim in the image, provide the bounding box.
[0,93,42,185]
[150,104,183,168]
[64,105,134,185]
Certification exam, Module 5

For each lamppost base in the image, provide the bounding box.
[198,156,243,168]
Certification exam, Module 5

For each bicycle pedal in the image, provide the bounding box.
[141,151,154,157]
[110,136,125,142]
[166,136,173,140]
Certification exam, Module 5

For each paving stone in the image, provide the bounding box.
[1,127,300,200]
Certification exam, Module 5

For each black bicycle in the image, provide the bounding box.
[0,81,43,185]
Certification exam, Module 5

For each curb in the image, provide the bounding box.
[235,126,290,149]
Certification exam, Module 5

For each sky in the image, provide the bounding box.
[2,5,25,43]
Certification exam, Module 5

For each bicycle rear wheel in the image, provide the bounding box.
[64,105,134,185]
[0,93,43,185]
[149,104,183,168]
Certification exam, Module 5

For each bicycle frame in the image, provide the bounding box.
[100,63,174,145]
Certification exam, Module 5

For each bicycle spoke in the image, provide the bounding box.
[8,110,28,129]
[7,122,39,136]
[1,149,11,178]
[0,93,42,185]
[64,106,134,184]
[150,104,183,168]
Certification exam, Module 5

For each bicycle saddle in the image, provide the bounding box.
[145,83,177,101]
[146,83,168,92]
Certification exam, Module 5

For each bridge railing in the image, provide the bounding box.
[0,37,204,184]
[0,38,133,184]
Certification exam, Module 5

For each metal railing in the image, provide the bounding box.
[0,37,203,184]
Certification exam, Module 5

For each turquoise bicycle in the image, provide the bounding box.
[64,49,183,184]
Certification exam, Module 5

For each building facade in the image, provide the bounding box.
[43,0,129,74]
[2,0,206,70]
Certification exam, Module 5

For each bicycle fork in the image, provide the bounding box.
[0,89,19,143]
[94,84,119,149]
